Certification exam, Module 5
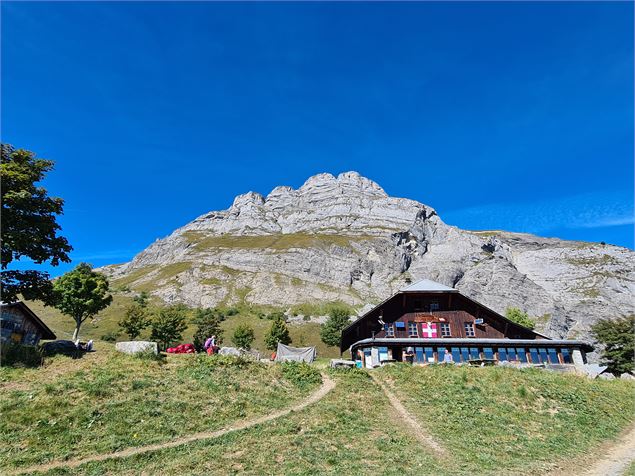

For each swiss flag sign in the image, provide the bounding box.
[421,322,438,338]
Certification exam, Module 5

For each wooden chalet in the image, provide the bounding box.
[341,279,593,368]
[0,301,56,346]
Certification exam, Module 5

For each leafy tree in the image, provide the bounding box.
[505,307,535,330]
[118,303,149,340]
[133,291,150,308]
[264,315,291,351]
[266,310,286,321]
[150,305,188,351]
[1,145,72,303]
[590,315,635,375]
[320,307,351,348]
[192,308,223,351]
[52,263,113,340]
[232,324,255,350]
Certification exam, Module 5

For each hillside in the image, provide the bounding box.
[1,348,633,475]
[100,171,635,347]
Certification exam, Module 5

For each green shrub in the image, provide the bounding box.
[280,361,322,389]
[133,348,165,363]
[0,342,43,367]
[100,331,120,342]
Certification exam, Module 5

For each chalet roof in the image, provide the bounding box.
[0,301,57,340]
[400,279,457,293]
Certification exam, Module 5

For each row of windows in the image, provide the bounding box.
[384,322,475,338]
[395,346,573,364]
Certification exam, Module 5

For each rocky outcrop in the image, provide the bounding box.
[102,171,635,351]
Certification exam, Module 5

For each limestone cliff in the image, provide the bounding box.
[102,171,635,344]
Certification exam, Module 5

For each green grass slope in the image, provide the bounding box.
[0,345,320,472]
[1,351,633,475]
[24,296,342,358]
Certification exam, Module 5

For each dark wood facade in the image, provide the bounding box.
[341,289,541,353]
[0,302,56,346]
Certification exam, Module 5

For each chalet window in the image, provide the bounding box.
[408,322,418,337]
[460,347,470,362]
[451,347,461,363]
[415,347,424,363]
[379,347,389,362]
[424,347,434,362]
[498,348,508,361]
[470,347,480,360]
[464,322,476,337]
[538,348,549,363]
[561,348,572,364]
[429,300,440,311]
[547,348,559,364]
[440,323,451,337]
[385,324,395,337]
[529,348,540,363]
[483,347,494,359]
[516,348,527,363]
[436,346,447,362]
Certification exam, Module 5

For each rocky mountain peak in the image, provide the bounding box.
[104,172,635,357]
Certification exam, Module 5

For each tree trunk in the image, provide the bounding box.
[72,320,82,341]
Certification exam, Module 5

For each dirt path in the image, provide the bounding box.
[369,373,446,456]
[582,424,635,476]
[10,373,335,475]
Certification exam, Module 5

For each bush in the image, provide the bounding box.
[150,305,188,351]
[133,348,165,363]
[320,307,351,347]
[1,342,43,367]
[591,315,635,374]
[100,331,120,342]
[280,361,322,389]
[231,324,255,350]
[505,307,536,330]
[192,308,223,351]
[264,316,291,351]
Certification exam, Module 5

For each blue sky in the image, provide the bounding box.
[2,1,633,276]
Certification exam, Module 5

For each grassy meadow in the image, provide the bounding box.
[0,347,633,475]
[0,345,320,472]
[24,295,343,358]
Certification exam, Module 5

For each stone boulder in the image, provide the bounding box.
[620,373,635,380]
[115,341,158,355]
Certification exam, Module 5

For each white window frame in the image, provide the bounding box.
[440,323,451,337]
[464,322,476,337]
[408,322,418,337]
[386,325,395,337]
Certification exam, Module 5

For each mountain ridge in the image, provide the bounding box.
[101,171,635,347]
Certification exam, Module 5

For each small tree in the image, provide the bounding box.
[118,303,149,340]
[150,306,188,351]
[52,263,113,340]
[192,308,224,351]
[232,324,255,350]
[591,315,635,375]
[505,307,535,330]
[265,315,291,351]
[133,291,149,308]
[320,307,351,348]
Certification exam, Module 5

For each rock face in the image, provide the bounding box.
[102,171,635,350]
[115,341,158,355]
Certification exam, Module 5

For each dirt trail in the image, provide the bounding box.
[369,373,446,456]
[582,424,635,476]
[10,373,335,475]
